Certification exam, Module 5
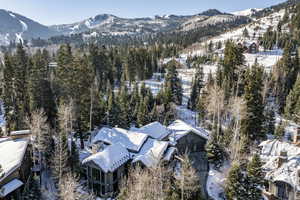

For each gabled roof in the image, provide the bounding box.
[132,122,170,140]
[82,144,130,173]
[132,138,169,168]
[0,179,24,197]
[0,138,29,182]
[260,139,300,191]
[264,156,300,190]
[92,127,148,152]
[259,139,300,159]
[167,120,209,142]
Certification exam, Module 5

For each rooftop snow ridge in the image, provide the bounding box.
[92,127,148,152]
[82,143,130,173]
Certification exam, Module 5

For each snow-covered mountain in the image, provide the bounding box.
[50,11,244,36]
[231,8,263,16]
[0,8,251,46]
[0,9,58,45]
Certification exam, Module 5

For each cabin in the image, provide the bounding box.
[0,137,31,200]
[82,120,209,198]
[237,41,259,54]
[259,139,300,200]
[247,42,259,54]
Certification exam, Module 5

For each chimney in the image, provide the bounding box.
[294,127,300,145]
[277,150,287,168]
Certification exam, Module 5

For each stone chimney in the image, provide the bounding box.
[294,127,300,145]
[277,150,287,168]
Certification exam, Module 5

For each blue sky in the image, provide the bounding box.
[0,0,286,25]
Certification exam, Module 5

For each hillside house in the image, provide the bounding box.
[237,41,259,54]
[0,137,31,200]
[259,137,300,200]
[82,120,209,198]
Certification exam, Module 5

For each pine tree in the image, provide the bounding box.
[106,89,121,127]
[285,74,300,121]
[240,64,265,150]
[164,60,183,105]
[137,97,150,127]
[206,132,225,169]
[222,40,245,98]
[23,176,41,200]
[225,163,248,200]
[246,154,263,200]
[264,108,276,135]
[275,120,286,139]
[2,53,16,133]
[118,85,131,128]
[188,66,204,111]
[243,28,249,38]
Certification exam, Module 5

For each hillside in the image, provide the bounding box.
[0,9,58,45]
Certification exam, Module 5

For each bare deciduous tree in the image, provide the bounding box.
[207,84,225,140]
[26,109,50,184]
[229,97,246,161]
[59,173,95,200]
[118,165,172,200]
[175,154,200,200]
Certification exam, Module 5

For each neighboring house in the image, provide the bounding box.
[82,120,209,198]
[237,41,259,54]
[82,144,131,198]
[0,136,31,200]
[168,120,210,199]
[259,135,300,200]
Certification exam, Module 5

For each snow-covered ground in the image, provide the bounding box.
[231,8,263,17]
[206,163,231,200]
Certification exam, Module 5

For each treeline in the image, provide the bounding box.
[1,43,185,136]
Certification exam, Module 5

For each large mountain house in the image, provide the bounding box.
[259,130,300,200]
[0,135,31,200]
[81,120,209,198]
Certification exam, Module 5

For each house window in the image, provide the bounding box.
[101,185,106,195]
[113,171,118,182]
[100,170,105,184]
[92,168,100,181]
[277,182,288,200]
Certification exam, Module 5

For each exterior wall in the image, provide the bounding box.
[86,162,127,198]
[269,181,297,200]
[175,132,209,199]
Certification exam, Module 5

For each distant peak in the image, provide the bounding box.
[199,9,224,16]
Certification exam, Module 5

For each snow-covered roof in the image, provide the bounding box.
[0,179,24,197]
[82,144,130,173]
[163,147,177,161]
[10,130,31,136]
[132,138,169,168]
[264,156,300,190]
[259,140,300,160]
[92,127,148,152]
[167,120,209,142]
[260,139,300,191]
[0,138,29,182]
[131,122,170,140]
